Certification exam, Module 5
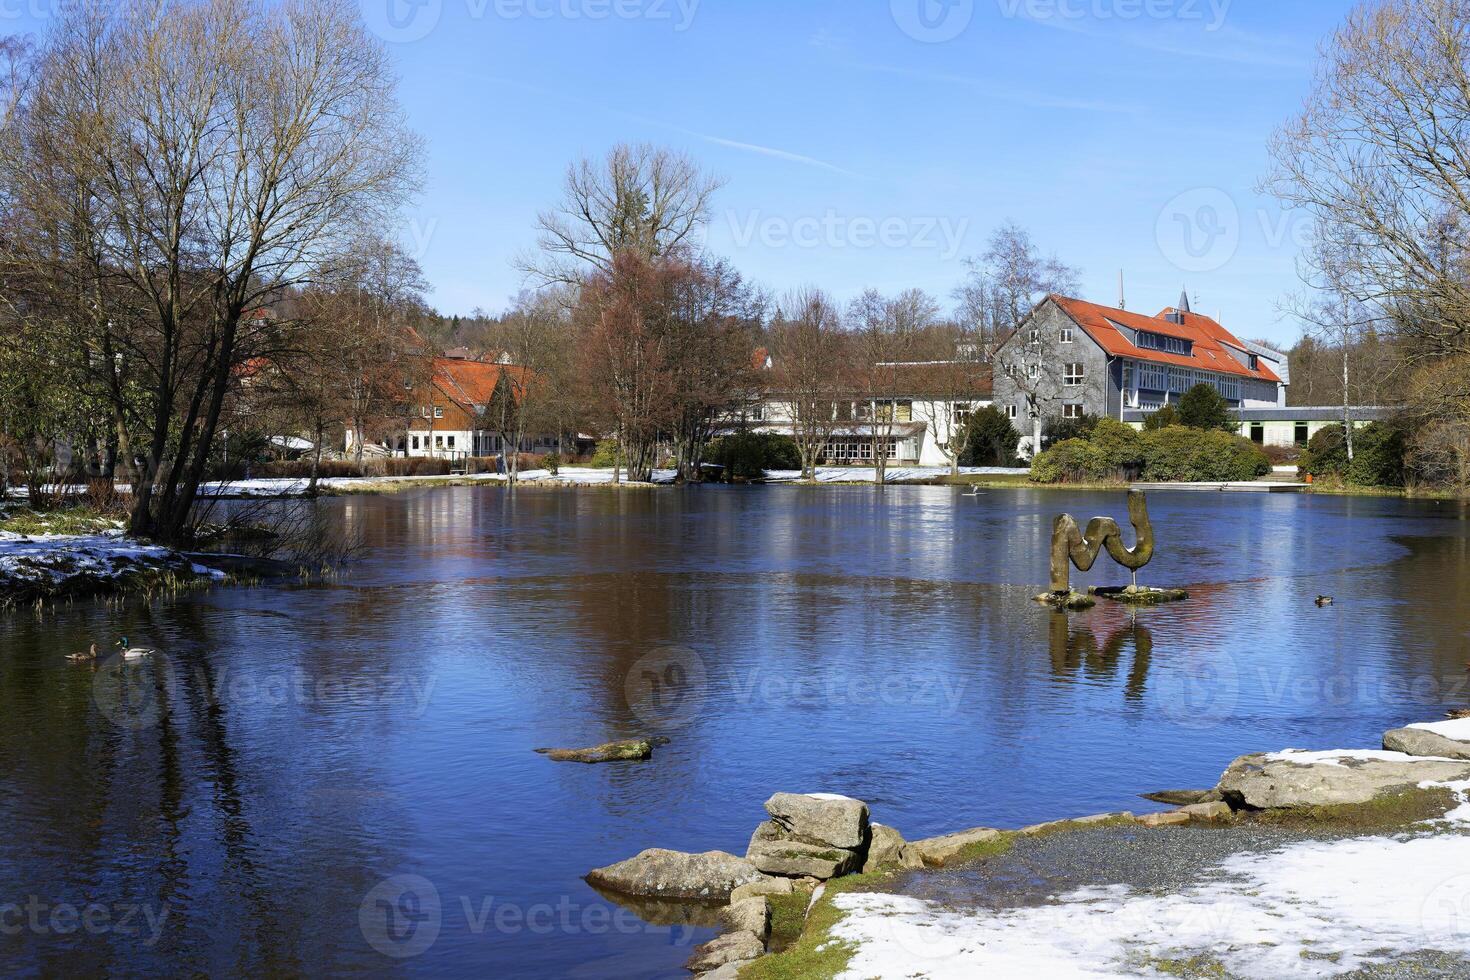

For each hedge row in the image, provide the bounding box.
[1031,419,1271,484]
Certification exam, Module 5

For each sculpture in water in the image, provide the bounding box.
[1049,490,1155,594]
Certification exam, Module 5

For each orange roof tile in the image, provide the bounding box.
[432,357,536,409]
[1048,296,1281,384]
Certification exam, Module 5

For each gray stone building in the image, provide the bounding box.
[991,292,1286,455]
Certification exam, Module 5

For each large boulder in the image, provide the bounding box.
[747,839,860,880]
[586,849,764,902]
[861,823,906,873]
[686,931,765,973]
[903,827,1004,868]
[764,793,869,850]
[730,876,793,903]
[1216,751,1470,810]
[1384,720,1470,760]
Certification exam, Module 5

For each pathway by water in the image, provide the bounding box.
[2,486,1468,977]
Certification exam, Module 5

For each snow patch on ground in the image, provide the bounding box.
[763,466,1028,484]
[832,833,1470,979]
[1264,749,1461,766]
[1410,718,1470,742]
[0,531,223,592]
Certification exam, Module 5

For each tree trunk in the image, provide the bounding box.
[1342,346,1354,463]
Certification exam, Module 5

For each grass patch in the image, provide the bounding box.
[0,507,124,537]
[947,831,1018,865]
[1249,788,1459,831]
[1143,953,1231,977]
[742,871,905,980]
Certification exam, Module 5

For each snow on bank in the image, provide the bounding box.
[763,466,1029,484]
[1410,718,1470,741]
[0,530,222,597]
[832,832,1470,979]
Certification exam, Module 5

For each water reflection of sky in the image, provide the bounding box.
[2,487,1469,977]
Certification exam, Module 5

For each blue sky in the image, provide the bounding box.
[5,0,1356,345]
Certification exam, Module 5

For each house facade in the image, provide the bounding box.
[349,354,559,459]
[992,293,1286,454]
[734,362,993,468]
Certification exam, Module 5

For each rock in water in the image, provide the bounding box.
[1384,722,1470,761]
[861,823,906,873]
[535,740,653,764]
[746,840,861,880]
[585,849,764,901]
[763,793,870,850]
[1216,752,1470,810]
[686,931,765,973]
[1140,789,1221,806]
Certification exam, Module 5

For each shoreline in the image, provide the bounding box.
[586,719,1470,979]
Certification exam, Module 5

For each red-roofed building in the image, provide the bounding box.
[993,292,1288,454]
[349,356,561,459]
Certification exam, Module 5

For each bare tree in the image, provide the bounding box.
[955,221,1080,357]
[523,143,726,286]
[0,0,422,543]
[1263,0,1470,362]
[850,289,931,483]
[770,288,847,481]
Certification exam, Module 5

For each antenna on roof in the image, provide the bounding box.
[1118,270,1126,311]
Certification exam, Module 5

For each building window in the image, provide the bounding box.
[1026,363,1039,379]
[1059,327,1075,344]
[1295,423,1310,445]
[434,436,443,448]
[434,407,444,419]
[1007,405,1018,420]
[1027,328,1041,345]
[1063,403,1084,419]
[1064,363,1085,387]
[411,435,420,450]
[447,435,455,449]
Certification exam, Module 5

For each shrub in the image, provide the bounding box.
[255,459,367,479]
[960,406,1021,467]
[1178,384,1235,431]
[590,439,622,468]
[381,458,451,477]
[1300,424,1349,478]
[1347,422,1407,487]
[1141,426,1268,482]
[1030,438,1106,484]
[1142,404,1181,431]
[703,432,802,481]
[1090,418,1146,476]
[543,452,561,475]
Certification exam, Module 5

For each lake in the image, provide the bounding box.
[2,485,1469,977]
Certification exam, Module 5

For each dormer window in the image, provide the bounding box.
[1249,353,1260,371]
[1137,331,1192,356]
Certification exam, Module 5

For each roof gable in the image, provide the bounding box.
[1047,295,1281,384]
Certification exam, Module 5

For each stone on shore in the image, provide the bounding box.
[746,839,860,880]
[1179,801,1234,822]
[1138,811,1191,828]
[1216,751,1470,810]
[585,849,763,901]
[718,897,771,942]
[1384,721,1470,761]
[686,931,765,973]
[535,739,652,764]
[860,823,906,873]
[764,793,869,850]
[1020,812,1135,835]
[904,827,1004,868]
[730,876,794,903]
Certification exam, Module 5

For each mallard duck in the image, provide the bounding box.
[115,638,155,661]
[66,644,99,662]
[1315,596,1334,607]
[1446,709,1470,720]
